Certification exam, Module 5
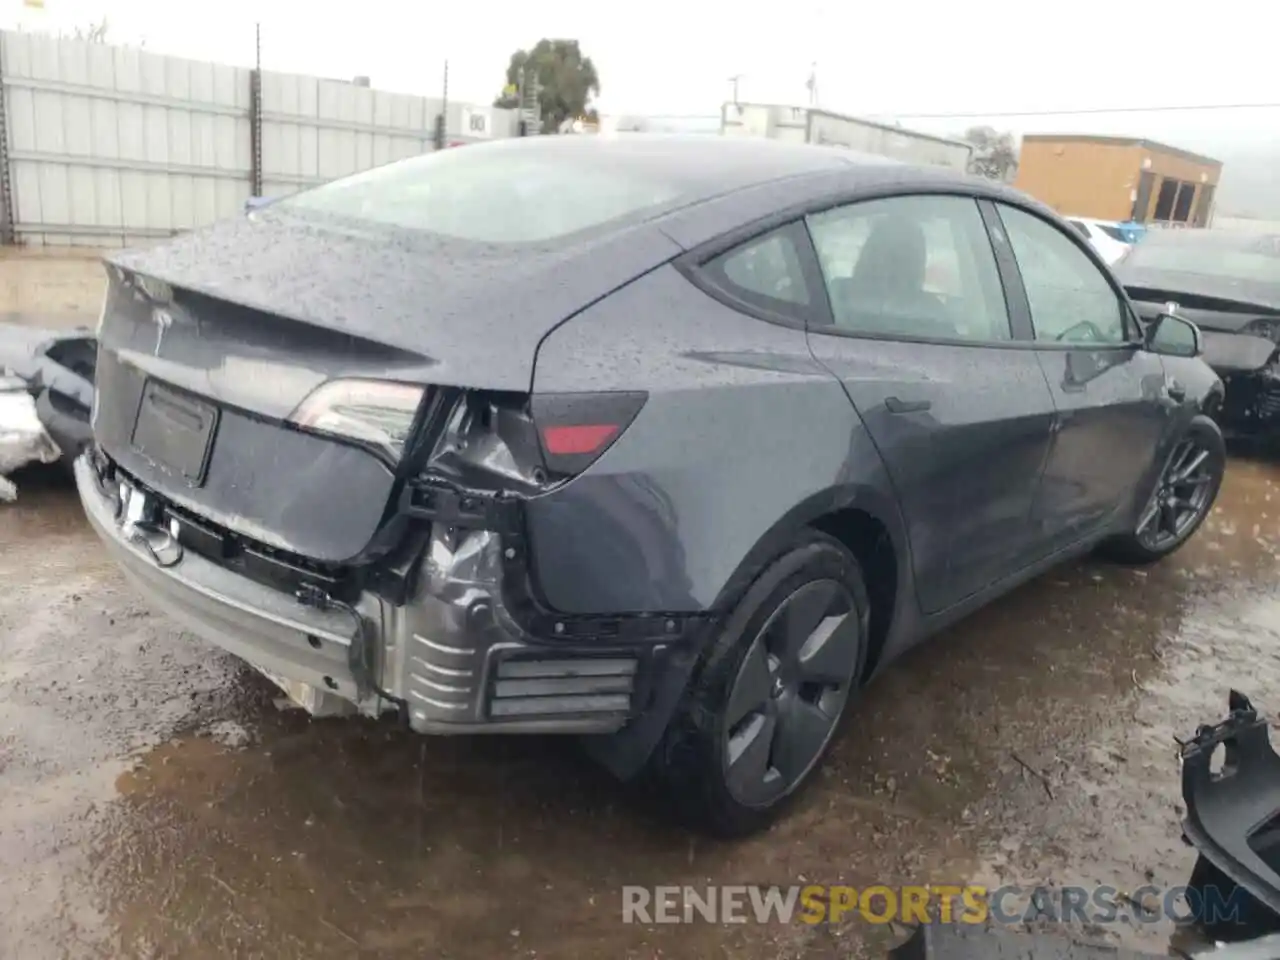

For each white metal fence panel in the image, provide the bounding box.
[260,71,434,199]
[0,31,521,248]
[808,112,972,171]
[1,31,250,247]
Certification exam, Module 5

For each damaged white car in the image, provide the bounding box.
[0,323,96,499]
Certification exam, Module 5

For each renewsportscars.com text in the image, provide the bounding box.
[621,883,1250,926]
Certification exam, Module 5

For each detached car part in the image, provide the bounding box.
[1181,691,1280,944]
[0,321,97,474]
[0,375,61,500]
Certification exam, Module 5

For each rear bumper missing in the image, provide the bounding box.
[75,452,675,735]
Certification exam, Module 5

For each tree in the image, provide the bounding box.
[960,126,1018,182]
[493,39,600,134]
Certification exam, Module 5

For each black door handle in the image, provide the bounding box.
[885,397,931,414]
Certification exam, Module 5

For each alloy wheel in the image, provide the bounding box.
[722,579,861,808]
[1136,437,1219,551]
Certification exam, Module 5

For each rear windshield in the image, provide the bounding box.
[1096,224,1127,243]
[273,142,688,244]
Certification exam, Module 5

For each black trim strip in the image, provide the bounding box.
[978,198,1035,342]
[676,184,1149,353]
[675,219,822,330]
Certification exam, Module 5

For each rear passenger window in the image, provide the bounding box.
[707,227,811,309]
[997,205,1129,344]
[806,195,1012,342]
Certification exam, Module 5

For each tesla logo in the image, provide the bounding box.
[151,306,173,355]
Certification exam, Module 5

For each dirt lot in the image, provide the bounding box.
[3,253,1280,959]
[0,247,107,329]
[1,451,1278,959]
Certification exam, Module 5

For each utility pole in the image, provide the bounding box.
[435,60,448,149]
[727,74,743,106]
[516,64,541,136]
[249,22,262,197]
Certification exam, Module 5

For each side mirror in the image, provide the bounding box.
[1144,312,1202,358]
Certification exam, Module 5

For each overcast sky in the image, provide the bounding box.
[6,0,1280,212]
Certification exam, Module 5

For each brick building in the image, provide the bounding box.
[1014,134,1222,226]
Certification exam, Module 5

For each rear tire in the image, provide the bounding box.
[1101,414,1225,565]
[647,530,870,838]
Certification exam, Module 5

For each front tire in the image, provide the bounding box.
[1101,414,1225,565]
[648,530,870,838]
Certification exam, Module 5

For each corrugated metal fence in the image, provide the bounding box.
[0,31,519,247]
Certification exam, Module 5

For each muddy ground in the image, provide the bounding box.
[3,256,1280,959]
[2,454,1278,960]
[0,247,107,327]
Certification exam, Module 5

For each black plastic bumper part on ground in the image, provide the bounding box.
[1180,691,1280,941]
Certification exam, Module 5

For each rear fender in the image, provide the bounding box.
[527,264,895,616]
[581,479,909,782]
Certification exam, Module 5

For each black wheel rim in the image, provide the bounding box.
[1136,437,1218,551]
[722,579,861,808]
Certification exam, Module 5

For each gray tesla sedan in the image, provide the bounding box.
[78,135,1225,836]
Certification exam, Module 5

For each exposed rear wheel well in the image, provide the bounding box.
[813,508,897,679]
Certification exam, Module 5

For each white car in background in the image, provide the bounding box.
[1065,217,1133,265]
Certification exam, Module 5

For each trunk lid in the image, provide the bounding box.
[105,210,683,393]
[93,212,681,566]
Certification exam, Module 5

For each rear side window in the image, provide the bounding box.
[1068,220,1091,239]
[275,143,687,244]
[1097,224,1127,243]
[705,225,812,312]
[806,194,1013,342]
[997,205,1129,344]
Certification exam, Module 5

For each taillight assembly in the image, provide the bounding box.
[531,391,647,477]
[288,379,426,462]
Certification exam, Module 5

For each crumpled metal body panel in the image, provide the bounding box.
[0,321,96,474]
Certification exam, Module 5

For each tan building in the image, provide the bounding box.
[1014,134,1222,226]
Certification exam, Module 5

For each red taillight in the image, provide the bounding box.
[531,391,648,477]
[541,423,619,455]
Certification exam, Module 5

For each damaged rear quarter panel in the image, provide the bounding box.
[525,264,901,616]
